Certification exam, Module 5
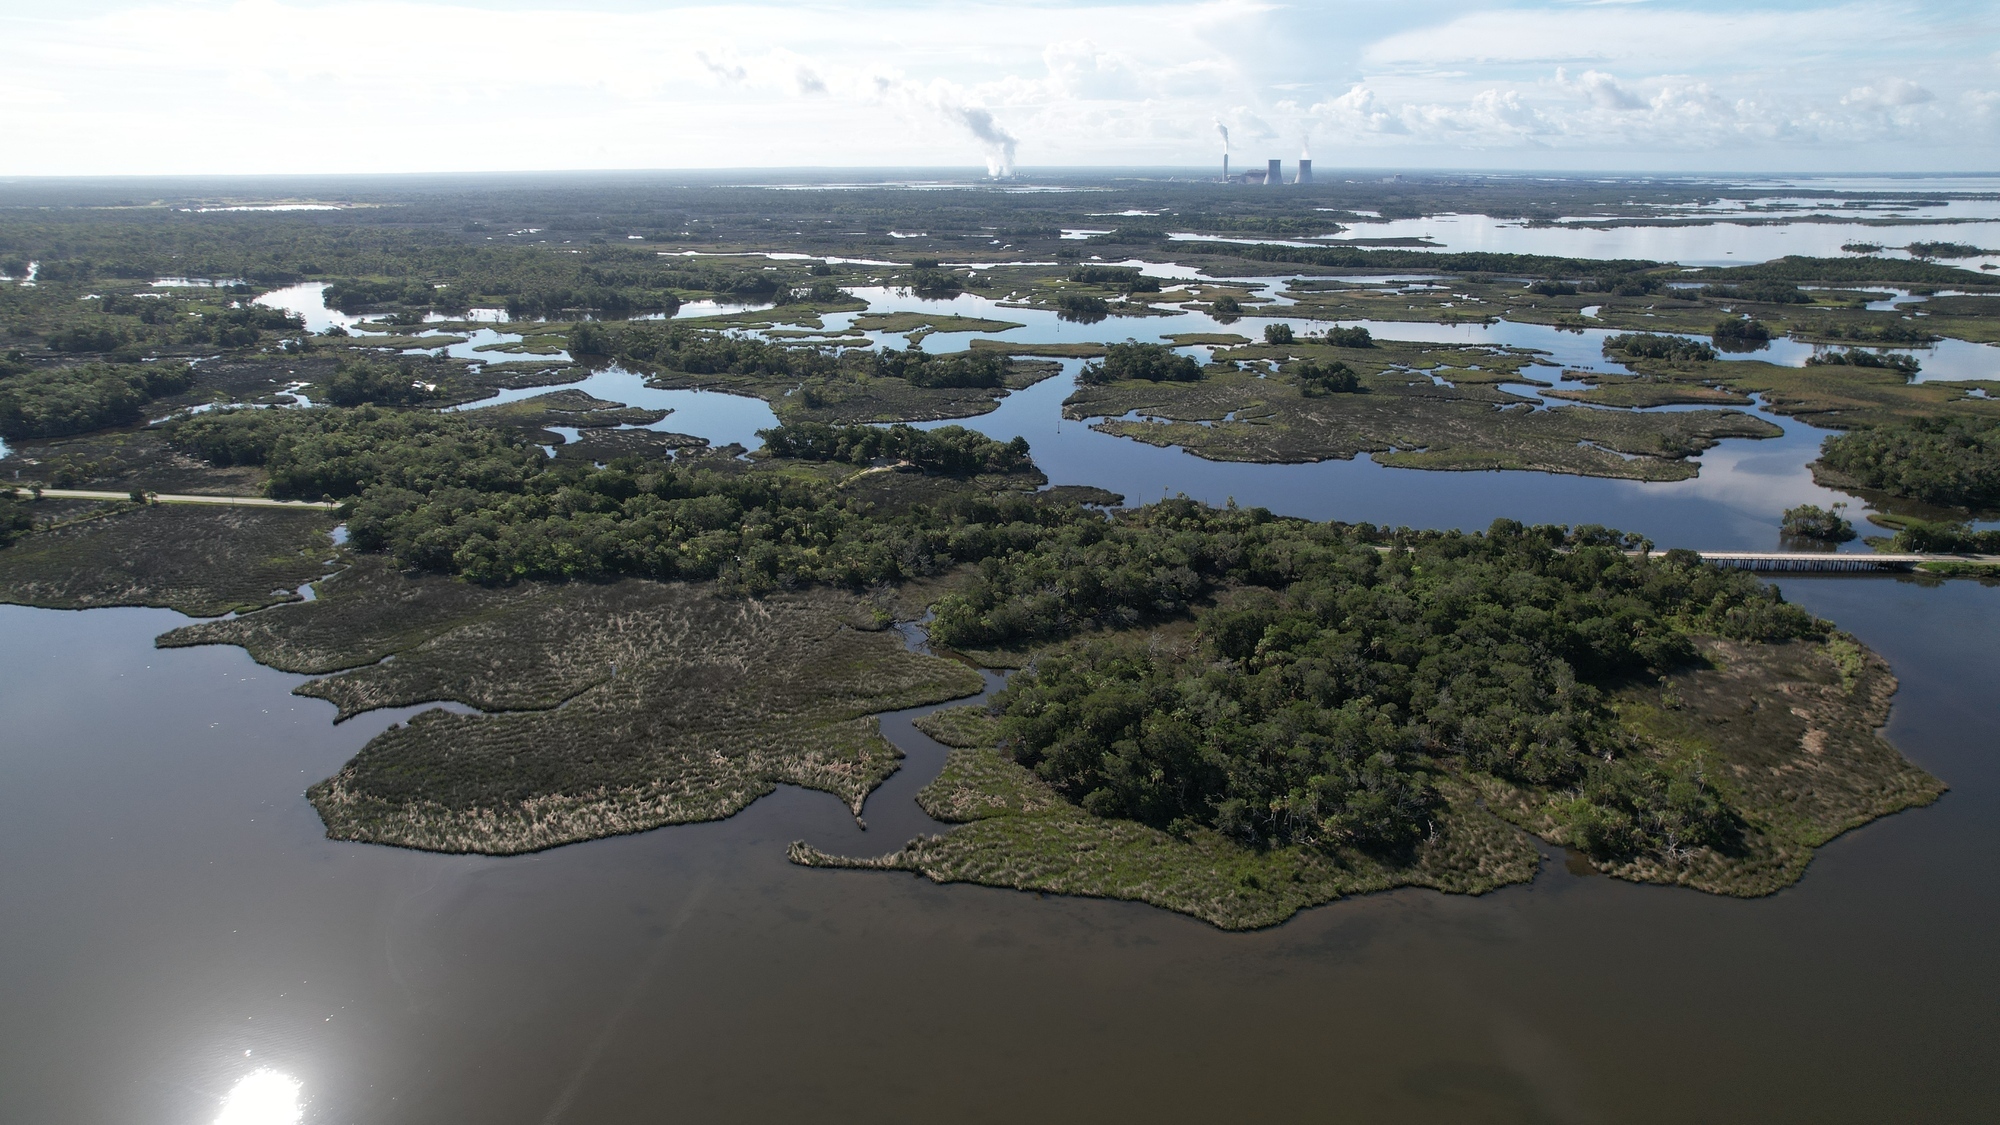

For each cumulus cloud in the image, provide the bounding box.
[1557,68,1646,111]
[1843,78,1935,107]
[1307,85,1405,136]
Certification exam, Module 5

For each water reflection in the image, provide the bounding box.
[213,1069,301,1125]
[4,582,2000,1122]
[1172,212,2000,271]
[445,366,778,452]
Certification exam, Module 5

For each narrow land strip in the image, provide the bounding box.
[3,487,340,510]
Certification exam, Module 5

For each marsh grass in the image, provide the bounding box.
[160,558,984,853]
[1067,354,1779,480]
[800,632,1942,924]
[0,503,335,615]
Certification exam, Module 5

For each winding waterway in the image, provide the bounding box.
[7,210,2000,1123]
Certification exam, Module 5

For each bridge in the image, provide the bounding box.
[1677,551,1995,573]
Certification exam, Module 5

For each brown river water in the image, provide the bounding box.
[2,572,1997,1124]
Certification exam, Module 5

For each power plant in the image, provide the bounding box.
[1220,158,1312,186]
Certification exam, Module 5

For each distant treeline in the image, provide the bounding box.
[1696,256,1992,286]
[573,323,1015,389]
[0,220,821,318]
[1172,240,1659,279]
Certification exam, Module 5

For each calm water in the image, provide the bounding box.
[1174,211,2000,272]
[9,209,2000,1122]
[471,279,1941,549]
[3,577,1997,1124]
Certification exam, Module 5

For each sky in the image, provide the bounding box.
[1,0,1996,177]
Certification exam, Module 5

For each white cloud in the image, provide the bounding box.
[1558,68,1647,111]
[0,0,1993,174]
[1843,78,1935,107]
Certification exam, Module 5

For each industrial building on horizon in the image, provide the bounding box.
[1221,158,1312,185]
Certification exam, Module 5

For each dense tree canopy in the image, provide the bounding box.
[1820,417,2000,509]
[0,361,195,439]
[1079,340,1202,385]
[1605,333,1716,363]
[961,507,1814,859]
[168,406,1065,587]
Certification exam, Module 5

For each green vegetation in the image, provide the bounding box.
[1172,240,1660,280]
[802,510,1940,925]
[1067,265,1159,293]
[319,357,447,407]
[1078,340,1202,385]
[1,173,1978,917]
[1818,417,2000,510]
[1907,242,1990,260]
[0,490,34,548]
[1711,317,1773,351]
[1700,282,1811,304]
[0,361,195,439]
[1804,349,1920,377]
[1067,342,1779,480]
[459,388,669,434]
[0,502,334,615]
[1794,319,1938,345]
[868,345,1007,389]
[847,312,1023,338]
[166,405,1073,587]
[1293,358,1360,396]
[1605,334,1717,363]
[1781,504,1856,542]
[1321,325,1375,348]
[1888,520,2000,553]
[1053,292,1110,322]
[758,422,1030,475]
[1694,255,1985,286]
[158,558,982,853]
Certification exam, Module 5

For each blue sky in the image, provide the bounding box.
[1,0,1995,175]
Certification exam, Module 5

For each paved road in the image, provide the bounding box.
[5,487,340,511]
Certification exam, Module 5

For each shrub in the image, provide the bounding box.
[1295,359,1360,396]
[1780,504,1855,542]
[1604,334,1716,363]
[1712,318,1772,352]
[1078,341,1201,384]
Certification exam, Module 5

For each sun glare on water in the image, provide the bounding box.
[215,1069,303,1125]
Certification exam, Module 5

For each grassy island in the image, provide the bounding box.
[1064,338,1780,479]
[796,507,1942,927]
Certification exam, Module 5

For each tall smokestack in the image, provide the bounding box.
[1297,159,1312,185]
[1222,154,1229,182]
[1267,158,1282,186]
[1216,121,1230,183]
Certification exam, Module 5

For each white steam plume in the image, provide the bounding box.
[1215,120,1230,153]
[945,104,1018,176]
[873,77,1018,176]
